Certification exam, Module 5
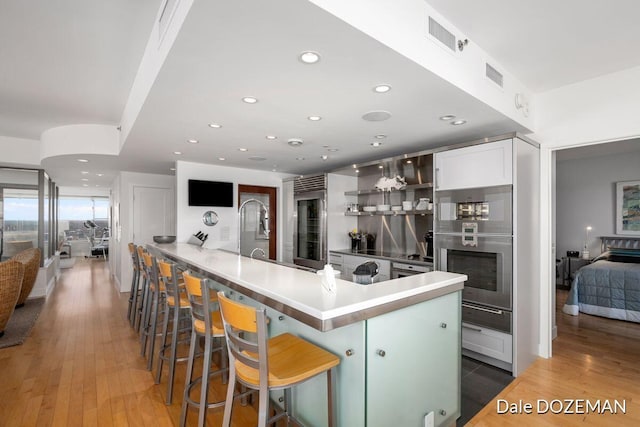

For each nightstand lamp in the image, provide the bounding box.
[582,226,592,260]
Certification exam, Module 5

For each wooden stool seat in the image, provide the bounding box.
[235,332,339,388]
[166,295,190,308]
[192,311,223,335]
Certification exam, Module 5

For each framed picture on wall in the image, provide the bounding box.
[616,180,640,235]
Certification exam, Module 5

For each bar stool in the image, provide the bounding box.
[180,272,228,427]
[133,245,149,333]
[217,291,341,427]
[127,243,141,327]
[155,259,192,405]
[139,252,165,371]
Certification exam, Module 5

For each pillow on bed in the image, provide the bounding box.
[608,247,640,263]
[592,251,611,262]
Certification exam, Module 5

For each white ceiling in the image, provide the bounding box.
[426,0,640,93]
[1,0,639,187]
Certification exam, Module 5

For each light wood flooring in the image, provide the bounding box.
[0,258,259,427]
[467,290,640,426]
[2,259,639,426]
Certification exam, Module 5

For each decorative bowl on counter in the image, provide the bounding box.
[153,235,176,244]
[376,204,391,211]
[363,206,377,212]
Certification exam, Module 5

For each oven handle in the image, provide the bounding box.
[462,303,504,315]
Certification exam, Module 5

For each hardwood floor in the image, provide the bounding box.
[0,258,259,427]
[3,260,639,426]
[467,290,640,426]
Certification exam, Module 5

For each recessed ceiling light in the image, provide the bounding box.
[266,135,277,140]
[173,151,182,155]
[296,157,305,161]
[440,115,456,121]
[238,148,248,152]
[375,134,387,139]
[406,160,412,164]
[352,164,357,168]
[81,171,89,174]
[187,139,199,144]
[288,138,303,147]
[81,178,89,181]
[321,155,328,160]
[355,169,360,173]
[327,148,339,152]
[242,96,258,104]
[77,159,89,163]
[371,141,383,147]
[378,165,384,169]
[373,84,392,93]
[272,168,277,172]
[451,120,467,126]
[95,185,100,187]
[82,184,88,187]
[249,156,267,161]
[307,115,322,121]
[208,123,222,128]
[96,173,103,176]
[169,168,176,171]
[298,51,321,64]
[218,157,225,161]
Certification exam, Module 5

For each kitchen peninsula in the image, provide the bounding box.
[148,242,466,427]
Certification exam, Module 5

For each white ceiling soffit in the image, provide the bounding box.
[120,0,527,176]
[425,0,640,93]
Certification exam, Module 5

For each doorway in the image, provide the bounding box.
[238,185,276,260]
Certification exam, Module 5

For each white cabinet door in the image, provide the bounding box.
[435,139,513,191]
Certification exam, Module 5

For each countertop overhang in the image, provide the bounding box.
[147,243,465,331]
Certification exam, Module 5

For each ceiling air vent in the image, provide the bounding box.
[428,17,456,52]
[485,63,504,88]
[294,174,327,193]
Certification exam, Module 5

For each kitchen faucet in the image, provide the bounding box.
[237,198,270,256]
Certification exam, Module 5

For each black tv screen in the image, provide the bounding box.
[188,179,233,207]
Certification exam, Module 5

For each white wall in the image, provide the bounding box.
[175,161,293,260]
[111,171,176,292]
[0,135,40,166]
[556,150,640,259]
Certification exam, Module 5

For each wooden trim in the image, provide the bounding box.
[238,184,277,260]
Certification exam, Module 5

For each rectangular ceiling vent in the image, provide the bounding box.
[294,174,327,193]
[485,63,504,88]
[428,17,456,52]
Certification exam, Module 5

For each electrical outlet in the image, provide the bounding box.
[424,411,434,427]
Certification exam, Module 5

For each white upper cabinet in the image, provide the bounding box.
[435,139,513,191]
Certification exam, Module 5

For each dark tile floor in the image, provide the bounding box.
[457,356,514,426]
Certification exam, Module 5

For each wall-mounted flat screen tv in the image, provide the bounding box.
[188,179,233,207]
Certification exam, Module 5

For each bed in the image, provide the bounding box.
[563,236,640,322]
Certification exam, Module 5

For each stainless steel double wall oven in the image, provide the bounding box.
[436,185,513,334]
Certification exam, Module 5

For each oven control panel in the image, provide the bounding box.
[461,222,478,246]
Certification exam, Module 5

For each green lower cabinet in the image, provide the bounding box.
[212,279,461,427]
[366,291,461,427]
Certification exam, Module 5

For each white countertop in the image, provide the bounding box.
[148,243,465,331]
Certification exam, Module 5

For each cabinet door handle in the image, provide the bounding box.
[462,324,482,332]
[376,349,386,357]
[345,349,354,357]
[440,322,447,329]
[435,168,440,189]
